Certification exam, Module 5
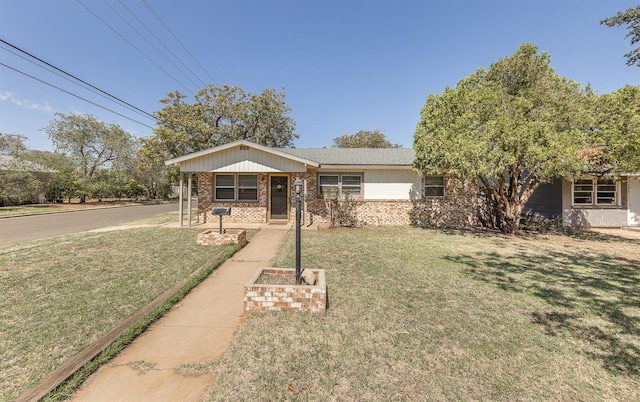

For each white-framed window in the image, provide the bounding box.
[423,175,445,198]
[318,173,362,197]
[572,178,619,206]
[215,174,258,202]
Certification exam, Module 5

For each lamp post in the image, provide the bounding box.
[294,177,303,284]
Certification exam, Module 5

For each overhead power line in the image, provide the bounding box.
[116,0,208,89]
[0,62,155,129]
[142,0,219,87]
[76,0,196,95]
[0,38,156,121]
[101,0,202,90]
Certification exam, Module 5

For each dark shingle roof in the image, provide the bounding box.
[276,147,415,166]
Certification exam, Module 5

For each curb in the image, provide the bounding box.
[0,201,178,219]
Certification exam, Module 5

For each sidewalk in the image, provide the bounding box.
[72,226,290,401]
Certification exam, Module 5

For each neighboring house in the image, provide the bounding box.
[524,175,640,227]
[164,140,478,228]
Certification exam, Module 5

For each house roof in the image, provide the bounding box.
[277,147,415,167]
[164,140,416,170]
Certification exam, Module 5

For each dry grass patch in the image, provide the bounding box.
[205,227,640,401]
[0,227,226,401]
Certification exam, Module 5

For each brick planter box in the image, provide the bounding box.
[196,229,247,247]
[244,268,326,314]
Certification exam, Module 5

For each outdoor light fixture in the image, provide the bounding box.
[294,177,303,284]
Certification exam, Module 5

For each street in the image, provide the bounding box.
[0,202,183,246]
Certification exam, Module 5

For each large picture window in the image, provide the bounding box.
[423,175,445,198]
[215,174,258,202]
[572,178,618,206]
[318,173,362,197]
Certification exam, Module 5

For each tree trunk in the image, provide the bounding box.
[500,201,523,234]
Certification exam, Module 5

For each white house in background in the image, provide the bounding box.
[525,175,640,227]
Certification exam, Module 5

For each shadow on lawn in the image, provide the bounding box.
[446,244,640,377]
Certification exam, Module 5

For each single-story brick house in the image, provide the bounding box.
[524,175,640,227]
[164,140,478,228]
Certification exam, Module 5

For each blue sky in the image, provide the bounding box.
[1,0,638,152]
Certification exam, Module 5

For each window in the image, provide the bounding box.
[238,174,258,201]
[341,175,362,196]
[572,178,618,206]
[215,174,258,201]
[215,174,235,201]
[318,173,362,197]
[424,175,445,198]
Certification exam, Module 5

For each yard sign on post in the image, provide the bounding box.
[212,207,231,234]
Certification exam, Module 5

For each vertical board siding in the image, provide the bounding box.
[180,147,307,172]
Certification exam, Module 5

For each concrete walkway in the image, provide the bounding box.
[72,226,290,401]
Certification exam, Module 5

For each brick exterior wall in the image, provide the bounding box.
[199,170,478,228]
[198,172,270,224]
[305,171,478,228]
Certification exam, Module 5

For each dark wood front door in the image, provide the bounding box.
[269,175,289,221]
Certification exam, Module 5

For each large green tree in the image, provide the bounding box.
[592,84,640,174]
[413,43,592,233]
[143,85,297,161]
[139,85,296,197]
[332,130,401,148]
[45,113,136,202]
[601,5,640,67]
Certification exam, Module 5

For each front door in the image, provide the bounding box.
[269,175,289,221]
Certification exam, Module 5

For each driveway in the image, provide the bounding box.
[0,202,184,246]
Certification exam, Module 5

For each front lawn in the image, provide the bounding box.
[205,227,640,400]
[0,227,227,401]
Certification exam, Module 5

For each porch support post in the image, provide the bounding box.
[187,173,193,227]
[179,171,184,227]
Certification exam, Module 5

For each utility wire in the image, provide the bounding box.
[0,40,156,121]
[76,0,196,95]
[102,0,202,90]
[142,0,219,87]
[0,62,155,129]
[116,0,208,89]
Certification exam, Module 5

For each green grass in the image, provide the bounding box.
[0,227,228,401]
[204,227,640,401]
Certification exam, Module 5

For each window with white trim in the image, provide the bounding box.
[423,175,445,198]
[215,174,258,201]
[572,178,618,206]
[318,173,362,197]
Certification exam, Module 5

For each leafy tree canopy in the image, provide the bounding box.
[601,5,640,67]
[332,130,401,148]
[45,113,136,202]
[413,43,592,233]
[592,84,640,174]
[0,133,28,155]
[143,85,297,163]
